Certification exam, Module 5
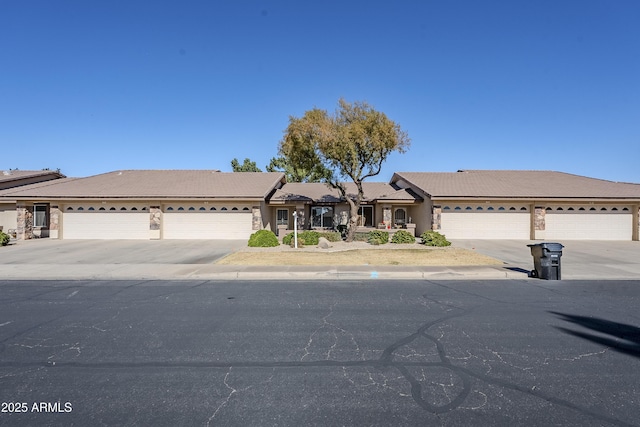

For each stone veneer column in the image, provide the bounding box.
[16,204,34,240]
[150,206,161,239]
[534,206,546,240]
[49,205,61,239]
[382,205,392,228]
[431,205,442,231]
[252,207,262,230]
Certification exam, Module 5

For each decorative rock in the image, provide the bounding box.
[318,237,331,249]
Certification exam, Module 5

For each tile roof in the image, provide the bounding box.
[269,182,420,203]
[0,170,286,199]
[0,170,65,189]
[393,170,640,199]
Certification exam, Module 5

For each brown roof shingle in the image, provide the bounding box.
[393,170,640,199]
[270,182,420,204]
[0,170,286,199]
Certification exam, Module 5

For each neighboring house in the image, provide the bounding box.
[1,170,285,240]
[267,182,422,238]
[392,170,640,241]
[0,170,66,234]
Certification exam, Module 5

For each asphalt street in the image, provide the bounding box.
[1,279,639,426]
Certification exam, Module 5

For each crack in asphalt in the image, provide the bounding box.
[1,282,635,426]
[2,310,632,427]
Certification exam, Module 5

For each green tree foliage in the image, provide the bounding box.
[278,98,410,241]
[266,156,332,183]
[231,158,262,172]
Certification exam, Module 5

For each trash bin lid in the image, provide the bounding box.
[541,242,564,251]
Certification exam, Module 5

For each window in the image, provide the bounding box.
[88,207,95,211]
[358,205,374,227]
[232,207,238,211]
[277,209,289,226]
[394,208,406,225]
[243,207,250,211]
[34,205,47,227]
[199,207,206,211]
[311,206,333,228]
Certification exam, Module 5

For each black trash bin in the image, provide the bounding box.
[527,242,564,280]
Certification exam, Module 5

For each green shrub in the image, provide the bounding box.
[420,230,451,247]
[391,230,416,244]
[353,232,370,242]
[283,230,320,246]
[367,230,389,245]
[0,231,9,246]
[247,229,279,247]
[289,237,305,248]
[319,231,341,242]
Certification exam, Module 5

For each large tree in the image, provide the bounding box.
[279,98,410,242]
[231,157,262,172]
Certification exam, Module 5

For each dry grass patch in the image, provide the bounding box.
[217,248,502,266]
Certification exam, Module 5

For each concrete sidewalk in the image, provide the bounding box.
[1,238,638,281]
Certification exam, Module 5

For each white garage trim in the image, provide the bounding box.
[440,205,531,239]
[61,204,149,239]
[162,204,253,239]
[545,206,632,240]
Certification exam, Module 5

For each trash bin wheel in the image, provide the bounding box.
[530,270,538,278]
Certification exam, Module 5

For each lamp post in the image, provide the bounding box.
[293,211,298,249]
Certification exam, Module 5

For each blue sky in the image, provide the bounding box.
[2,1,639,183]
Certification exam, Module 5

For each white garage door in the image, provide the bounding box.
[440,205,531,239]
[63,211,149,239]
[0,203,17,232]
[545,206,632,240]
[163,206,253,239]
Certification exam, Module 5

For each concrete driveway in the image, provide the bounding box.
[451,239,640,280]
[0,238,247,264]
[1,238,639,280]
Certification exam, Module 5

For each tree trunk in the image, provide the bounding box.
[345,197,359,242]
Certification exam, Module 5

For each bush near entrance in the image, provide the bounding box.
[248,230,279,247]
[283,231,341,246]
[391,230,416,244]
[0,231,9,246]
[420,231,451,247]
